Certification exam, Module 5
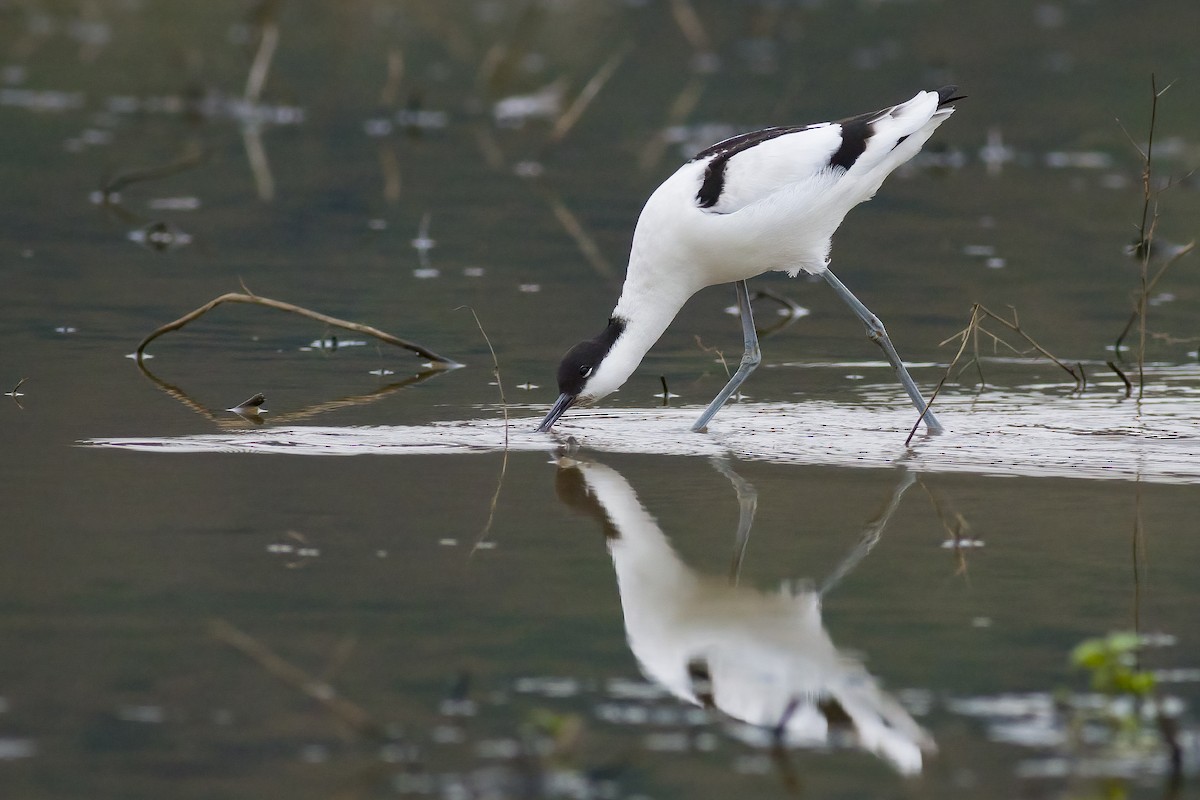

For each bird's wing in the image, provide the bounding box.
[691,89,950,215]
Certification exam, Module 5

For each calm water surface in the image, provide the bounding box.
[2,2,1199,798]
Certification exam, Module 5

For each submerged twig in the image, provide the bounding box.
[536,183,616,281]
[135,291,459,366]
[100,144,209,197]
[547,42,632,146]
[209,618,388,741]
[668,0,714,56]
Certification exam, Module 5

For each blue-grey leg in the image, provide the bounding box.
[822,269,945,434]
[691,280,761,432]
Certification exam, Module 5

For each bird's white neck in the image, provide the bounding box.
[582,277,692,403]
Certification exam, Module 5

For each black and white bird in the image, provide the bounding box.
[537,86,960,434]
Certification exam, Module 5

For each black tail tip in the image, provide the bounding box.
[936,85,966,106]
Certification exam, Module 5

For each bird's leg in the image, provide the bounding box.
[691,280,761,432]
[822,269,944,434]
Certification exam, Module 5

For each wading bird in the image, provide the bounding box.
[537,86,960,434]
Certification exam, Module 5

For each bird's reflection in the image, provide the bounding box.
[555,456,933,774]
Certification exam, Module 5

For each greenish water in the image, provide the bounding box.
[2,2,1199,798]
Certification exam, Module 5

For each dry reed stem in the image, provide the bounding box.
[209,618,388,741]
[907,303,1080,446]
[548,42,632,145]
[459,307,509,553]
[668,0,713,54]
[539,186,616,281]
[135,292,459,366]
[244,18,279,104]
[1113,241,1195,354]
[638,75,707,171]
[379,48,405,108]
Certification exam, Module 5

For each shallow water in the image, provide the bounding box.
[3,2,1200,798]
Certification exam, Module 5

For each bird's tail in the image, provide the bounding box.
[936,85,965,107]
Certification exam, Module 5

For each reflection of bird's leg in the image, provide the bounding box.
[821,269,944,434]
[709,455,759,584]
[819,469,917,597]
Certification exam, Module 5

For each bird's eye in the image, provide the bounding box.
[579,365,593,377]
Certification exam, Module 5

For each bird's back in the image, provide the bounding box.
[628,87,957,284]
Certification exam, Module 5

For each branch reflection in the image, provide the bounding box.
[555,456,934,775]
[134,358,450,429]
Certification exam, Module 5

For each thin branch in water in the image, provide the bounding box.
[136,291,460,366]
[244,7,280,104]
[694,335,732,380]
[459,306,509,554]
[379,48,405,108]
[548,42,632,146]
[1113,241,1194,354]
[908,303,1081,446]
[638,75,707,171]
[1107,360,1133,397]
[536,183,616,281]
[208,618,389,741]
[668,0,713,55]
[101,144,209,196]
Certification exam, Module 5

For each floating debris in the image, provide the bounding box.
[411,212,435,253]
[394,108,448,131]
[302,338,367,351]
[0,88,84,111]
[128,220,193,251]
[1045,150,1113,169]
[116,704,166,724]
[515,383,539,390]
[515,676,581,698]
[493,79,565,128]
[518,283,541,293]
[512,160,544,179]
[979,127,1016,176]
[147,196,201,211]
[941,538,985,548]
[413,268,439,279]
[0,738,36,760]
[463,266,485,278]
[54,326,77,334]
[368,368,395,376]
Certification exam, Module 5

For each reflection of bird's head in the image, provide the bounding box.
[554,460,619,540]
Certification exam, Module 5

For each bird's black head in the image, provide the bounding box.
[536,317,626,432]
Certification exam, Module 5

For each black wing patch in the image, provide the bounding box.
[692,126,803,209]
[829,111,874,170]
[691,87,962,209]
